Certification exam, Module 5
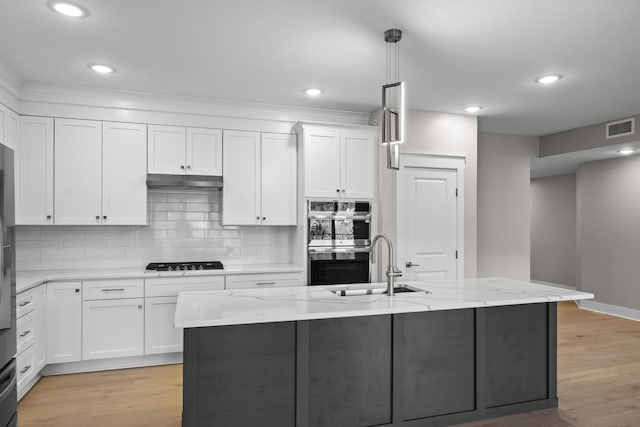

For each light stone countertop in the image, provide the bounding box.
[16,264,303,293]
[174,277,594,328]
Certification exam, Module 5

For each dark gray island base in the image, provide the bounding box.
[183,302,557,427]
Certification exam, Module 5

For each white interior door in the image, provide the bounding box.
[397,155,463,281]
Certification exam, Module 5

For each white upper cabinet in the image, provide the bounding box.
[298,123,377,199]
[148,125,222,176]
[223,130,297,226]
[54,119,103,225]
[102,122,147,225]
[0,103,6,147]
[186,127,222,175]
[261,132,297,225]
[17,116,54,225]
[4,108,18,151]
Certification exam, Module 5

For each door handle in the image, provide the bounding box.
[405,262,420,268]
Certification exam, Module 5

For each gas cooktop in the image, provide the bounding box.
[145,261,224,272]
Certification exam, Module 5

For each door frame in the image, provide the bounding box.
[396,154,465,280]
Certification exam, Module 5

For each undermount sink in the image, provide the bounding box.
[330,284,429,297]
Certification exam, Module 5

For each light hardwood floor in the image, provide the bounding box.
[17,302,640,426]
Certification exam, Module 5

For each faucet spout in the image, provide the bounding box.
[370,234,402,296]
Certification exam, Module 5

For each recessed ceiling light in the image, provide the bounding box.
[535,74,563,84]
[49,2,87,18]
[304,88,323,96]
[88,64,115,74]
[464,105,482,114]
[617,148,634,155]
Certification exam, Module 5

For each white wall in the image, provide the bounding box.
[477,133,538,280]
[372,109,478,277]
[577,155,640,310]
[530,174,576,287]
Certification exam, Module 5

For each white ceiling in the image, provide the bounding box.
[2,0,640,136]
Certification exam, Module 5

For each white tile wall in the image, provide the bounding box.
[15,190,295,271]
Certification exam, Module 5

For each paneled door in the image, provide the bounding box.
[397,155,463,281]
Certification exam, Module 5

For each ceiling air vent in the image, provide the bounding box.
[606,118,635,139]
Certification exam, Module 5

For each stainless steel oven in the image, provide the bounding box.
[307,201,372,285]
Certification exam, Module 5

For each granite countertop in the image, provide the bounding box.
[174,277,594,328]
[16,264,304,293]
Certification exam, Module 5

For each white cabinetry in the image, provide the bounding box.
[297,123,377,199]
[223,131,297,225]
[16,284,46,398]
[4,108,18,151]
[0,103,5,147]
[82,279,144,360]
[102,122,148,225]
[148,125,222,176]
[55,119,147,225]
[225,272,302,289]
[144,275,224,354]
[16,116,54,225]
[46,282,82,364]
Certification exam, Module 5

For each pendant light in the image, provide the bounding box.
[382,28,405,170]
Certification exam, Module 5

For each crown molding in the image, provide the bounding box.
[0,58,24,111]
[18,82,371,130]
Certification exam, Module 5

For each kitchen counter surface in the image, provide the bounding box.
[174,277,593,328]
[16,264,303,293]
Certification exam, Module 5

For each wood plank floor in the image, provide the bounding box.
[17,301,640,426]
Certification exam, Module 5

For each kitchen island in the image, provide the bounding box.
[175,278,593,427]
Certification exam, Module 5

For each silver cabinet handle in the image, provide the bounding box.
[19,300,31,307]
[102,288,126,292]
[20,366,31,374]
[256,282,275,286]
[405,262,421,268]
[19,330,31,338]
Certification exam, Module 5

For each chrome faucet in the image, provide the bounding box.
[370,234,402,296]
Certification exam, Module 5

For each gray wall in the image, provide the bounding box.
[477,133,538,280]
[530,174,576,287]
[371,109,478,277]
[577,155,640,310]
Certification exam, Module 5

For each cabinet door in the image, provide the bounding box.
[341,131,376,199]
[186,128,222,176]
[33,285,46,371]
[82,298,144,360]
[222,130,261,225]
[46,282,82,364]
[147,125,186,174]
[261,133,297,225]
[16,116,54,225]
[102,122,148,225]
[0,103,5,147]
[303,129,341,198]
[145,296,182,354]
[54,119,102,225]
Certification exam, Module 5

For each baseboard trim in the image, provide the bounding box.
[577,300,640,322]
[42,352,183,376]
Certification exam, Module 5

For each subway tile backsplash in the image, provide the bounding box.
[15,190,295,271]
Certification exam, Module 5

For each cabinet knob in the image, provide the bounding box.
[75,288,80,293]
[336,189,340,193]
[256,216,260,220]
[341,189,346,192]
[46,215,52,220]
[262,217,266,221]
[187,165,191,169]
[95,215,100,220]
[180,165,185,170]
[103,215,107,220]
[138,305,142,309]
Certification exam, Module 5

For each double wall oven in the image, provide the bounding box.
[307,201,372,285]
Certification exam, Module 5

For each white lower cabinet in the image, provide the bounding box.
[82,298,144,360]
[16,283,46,398]
[46,282,82,364]
[144,275,225,354]
[225,272,302,289]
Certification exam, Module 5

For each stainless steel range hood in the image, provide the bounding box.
[146,174,223,189]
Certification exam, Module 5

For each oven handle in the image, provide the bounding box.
[308,247,371,254]
[307,213,372,221]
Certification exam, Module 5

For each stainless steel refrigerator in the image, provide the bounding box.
[0,144,17,426]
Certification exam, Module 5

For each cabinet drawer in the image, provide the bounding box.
[83,279,144,300]
[225,273,302,289]
[17,289,37,318]
[16,310,36,355]
[145,275,225,297]
[17,344,36,392]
